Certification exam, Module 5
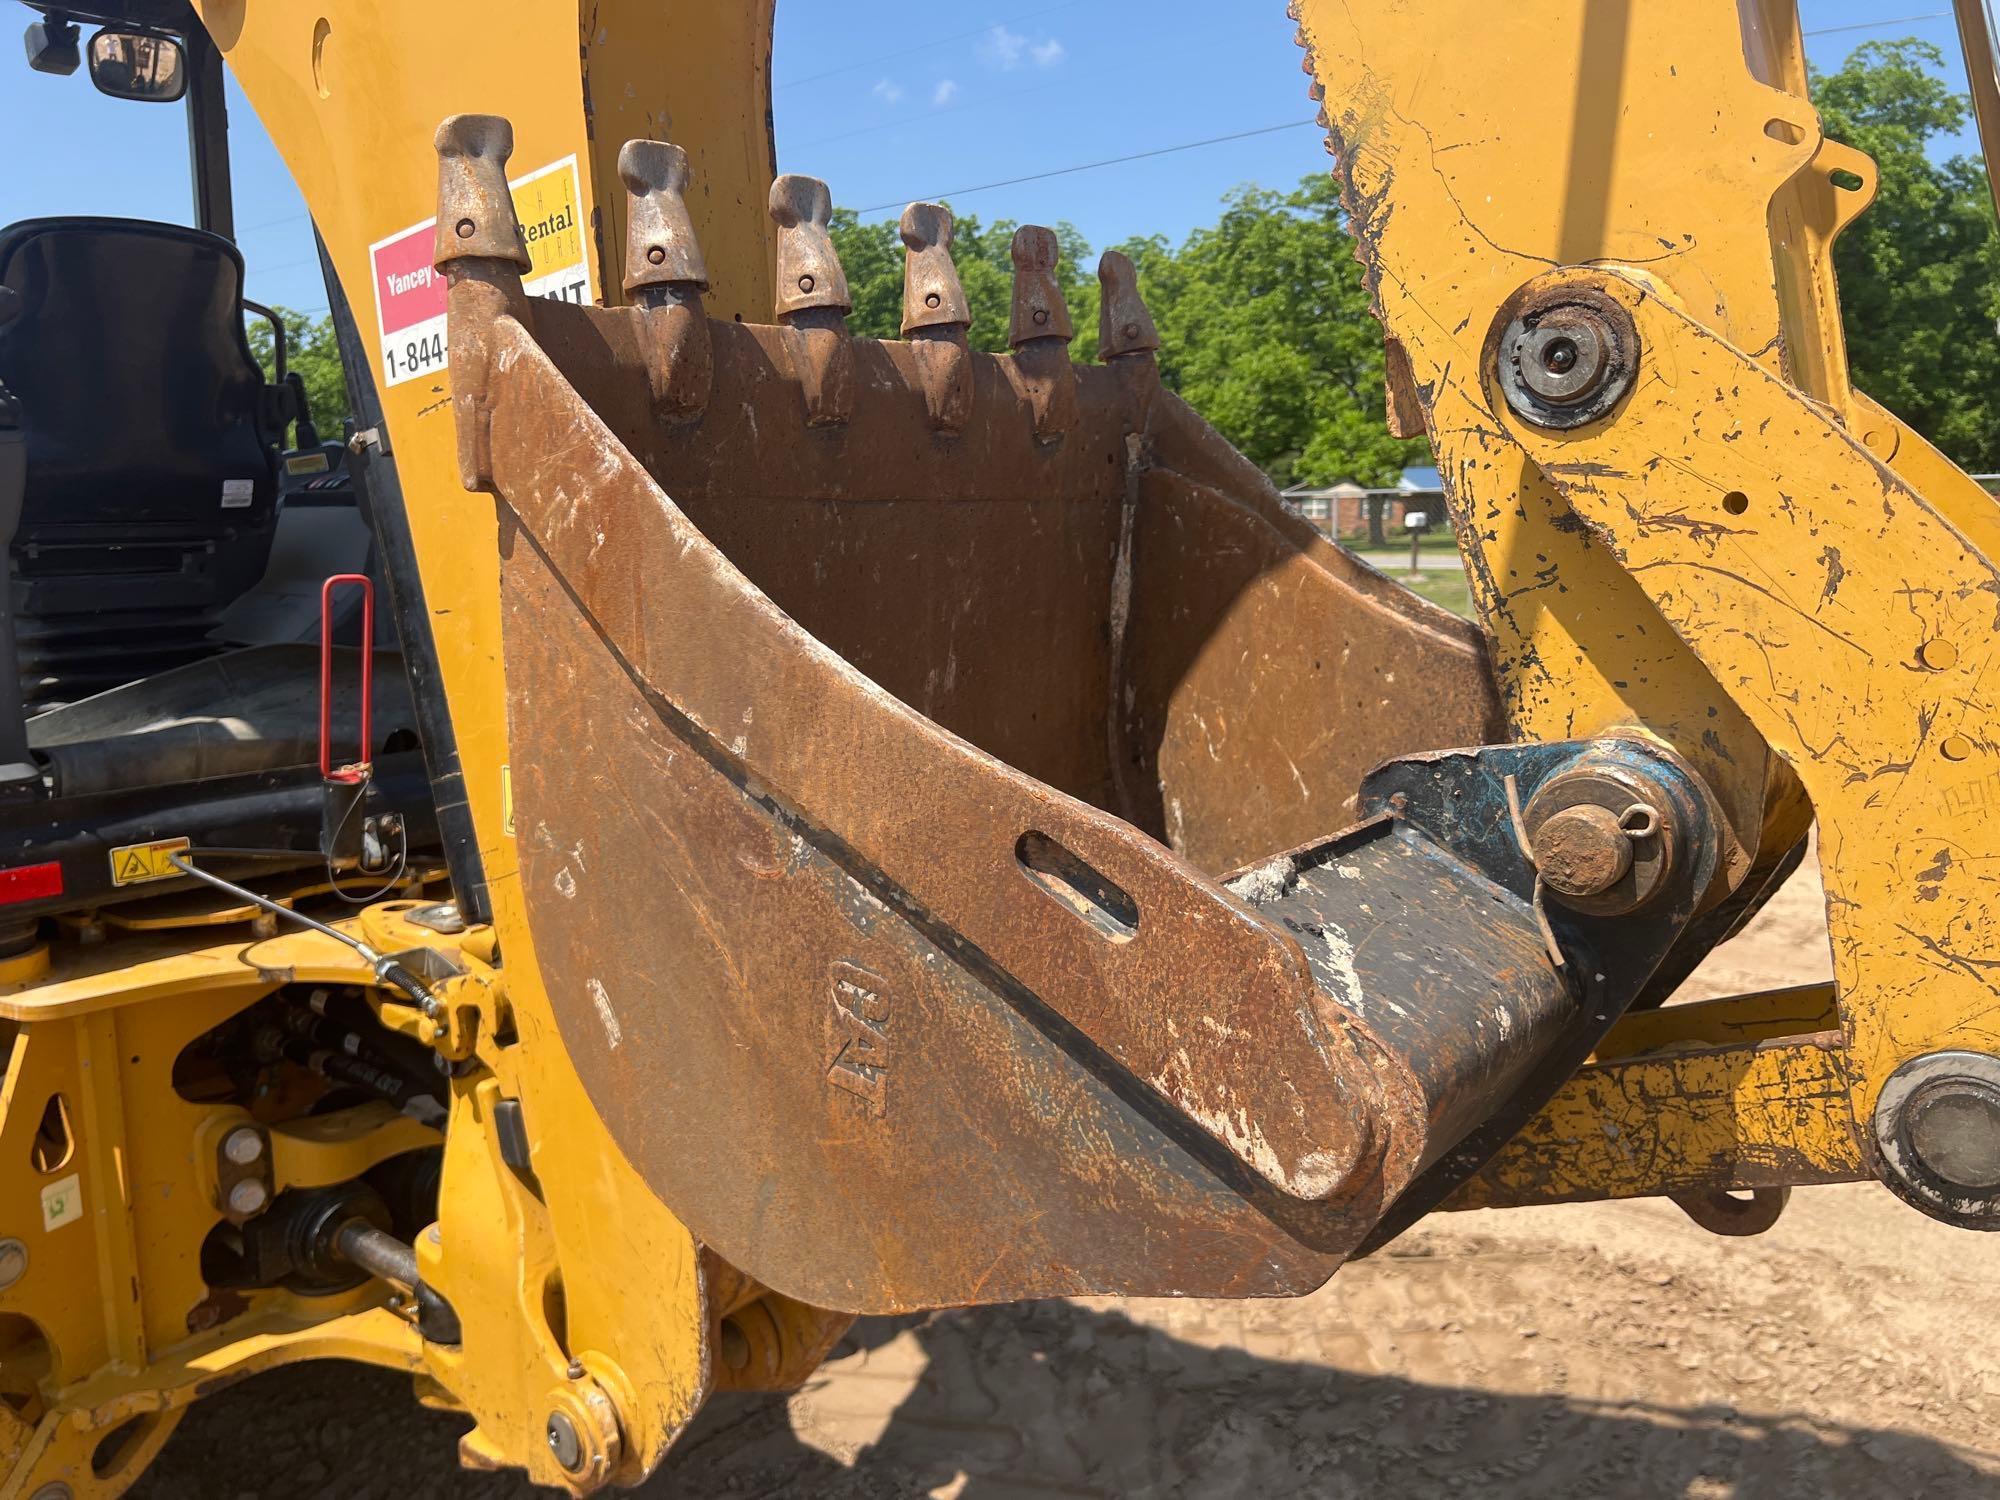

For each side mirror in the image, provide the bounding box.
[86,27,186,102]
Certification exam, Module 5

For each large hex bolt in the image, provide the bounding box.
[1522,760,1677,916]
[1873,1050,2000,1228]
[1492,283,1639,429]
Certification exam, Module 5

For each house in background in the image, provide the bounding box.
[1281,465,1445,543]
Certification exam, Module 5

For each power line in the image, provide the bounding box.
[855,118,1319,214]
[246,252,324,276]
[790,77,1055,153]
[778,0,1092,90]
[235,210,310,237]
[1802,11,1951,35]
[239,7,1931,251]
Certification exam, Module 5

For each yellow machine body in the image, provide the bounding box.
[2,1,1998,1494]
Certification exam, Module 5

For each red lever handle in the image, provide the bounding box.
[319,574,375,781]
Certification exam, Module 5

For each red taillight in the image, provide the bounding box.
[0,861,61,904]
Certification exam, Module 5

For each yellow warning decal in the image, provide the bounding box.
[109,836,190,887]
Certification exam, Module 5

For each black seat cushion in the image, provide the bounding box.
[0,219,283,706]
[0,216,279,563]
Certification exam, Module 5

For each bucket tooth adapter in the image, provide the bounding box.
[434,116,1719,1313]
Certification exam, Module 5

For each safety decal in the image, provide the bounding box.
[109,836,191,887]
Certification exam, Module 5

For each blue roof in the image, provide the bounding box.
[1397,465,1443,493]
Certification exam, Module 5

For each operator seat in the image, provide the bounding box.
[0,217,281,713]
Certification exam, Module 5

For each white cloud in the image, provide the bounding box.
[980,25,1065,71]
[932,78,960,106]
[872,77,904,104]
[981,24,1027,69]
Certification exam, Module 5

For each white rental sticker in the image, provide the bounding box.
[220,478,254,508]
[40,1173,80,1233]
[367,154,591,390]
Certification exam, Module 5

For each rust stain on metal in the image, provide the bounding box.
[435,119,1516,1313]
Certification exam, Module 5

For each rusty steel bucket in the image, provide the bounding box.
[429,119,1718,1315]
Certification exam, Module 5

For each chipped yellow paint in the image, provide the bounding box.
[1454,1031,1861,1209]
[1501,270,2000,1121]
[1301,0,2000,1151]
[1295,0,1850,894]
[1462,986,1866,1206]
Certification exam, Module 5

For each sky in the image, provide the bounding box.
[0,1,1985,318]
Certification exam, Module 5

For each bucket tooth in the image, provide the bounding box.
[1008,226,1074,346]
[770,173,851,319]
[621,140,709,293]
[899,202,971,334]
[899,202,973,433]
[433,113,531,274]
[1007,225,1078,441]
[433,113,531,490]
[620,139,713,417]
[1097,250,1160,364]
[768,173,854,426]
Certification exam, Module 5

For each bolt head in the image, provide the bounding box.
[1908,1081,2000,1190]
[1873,1051,2000,1228]
[1919,638,1959,671]
[646,246,666,265]
[0,1238,26,1291]
[455,218,476,239]
[1514,318,1609,405]
[797,274,815,294]
[1493,284,1639,430]
[546,1411,585,1472]
[222,1126,264,1166]
[227,1178,269,1216]
[1032,307,1050,326]
[1532,804,1632,898]
[1520,757,1680,917]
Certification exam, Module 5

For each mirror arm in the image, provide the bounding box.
[242,299,287,382]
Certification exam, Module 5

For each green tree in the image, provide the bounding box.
[829,178,1420,489]
[1816,40,2000,469]
[1111,175,1424,489]
[246,306,350,442]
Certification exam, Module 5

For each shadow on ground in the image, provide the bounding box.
[131,1298,1993,1499]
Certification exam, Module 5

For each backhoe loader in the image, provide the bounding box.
[4,0,2000,1492]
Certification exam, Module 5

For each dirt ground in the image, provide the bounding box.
[132,850,2000,1498]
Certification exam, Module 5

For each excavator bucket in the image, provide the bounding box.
[434,118,1721,1313]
